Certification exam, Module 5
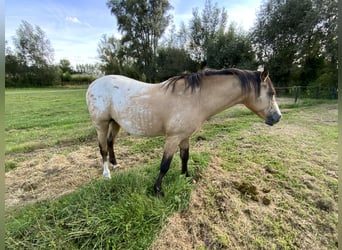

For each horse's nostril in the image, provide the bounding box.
[265,113,281,126]
[276,114,281,122]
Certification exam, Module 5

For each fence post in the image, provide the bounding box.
[316,84,320,99]
[294,86,299,103]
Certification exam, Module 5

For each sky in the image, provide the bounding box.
[5,0,262,67]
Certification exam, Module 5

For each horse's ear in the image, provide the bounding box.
[261,68,269,81]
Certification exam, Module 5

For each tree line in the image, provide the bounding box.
[5,0,337,97]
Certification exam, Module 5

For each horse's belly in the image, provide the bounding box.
[115,107,163,136]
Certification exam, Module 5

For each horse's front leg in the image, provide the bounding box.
[153,136,180,195]
[153,153,173,194]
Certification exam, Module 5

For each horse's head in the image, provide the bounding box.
[245,70,282,126]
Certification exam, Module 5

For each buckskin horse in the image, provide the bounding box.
[86,68,281,194]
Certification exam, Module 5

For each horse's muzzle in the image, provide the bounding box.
[265,113,281,126]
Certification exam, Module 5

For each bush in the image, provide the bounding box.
[61,72,72,82]
[5,64,61,87]
[65,74,97,85]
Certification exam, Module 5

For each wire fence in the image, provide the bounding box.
[275,84,338,103]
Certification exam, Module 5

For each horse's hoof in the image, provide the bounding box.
[112,164,120,170]
[154,186,164,197]
[155,190,164,197]
[103,173,111,179]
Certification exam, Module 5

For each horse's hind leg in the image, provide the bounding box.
[179,138,190,177]
[107,120,120,169]
[95,121,111,178]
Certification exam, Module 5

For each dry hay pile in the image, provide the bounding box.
[5,146,101,209]
[5,141,162,210]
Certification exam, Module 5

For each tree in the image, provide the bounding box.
[5,41,20,87]
[97,34,140,78]
[155,46,197,80]
[6,20,59,87]
[206,24,256,69]
[75,63,102,76]
[59,59,73,74]
[14,20,54,67]
[188,0,228,66]
[160,21,188,50]
[253,0,337,88]
[97,34,124,75]
[107,0,172,81]
[59,59,73,82]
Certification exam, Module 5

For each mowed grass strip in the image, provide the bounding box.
[5,88,95,154]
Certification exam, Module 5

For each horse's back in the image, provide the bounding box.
[86,75,165,135]
[87,75,143,95]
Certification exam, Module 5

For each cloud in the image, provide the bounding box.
[65,16,81,24]
[65,16,92,29]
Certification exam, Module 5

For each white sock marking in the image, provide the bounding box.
[103,162,111,178]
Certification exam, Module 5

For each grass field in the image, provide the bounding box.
[5,88,338,249]
[5,89,93,155]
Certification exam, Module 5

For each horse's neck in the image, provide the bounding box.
[200,77,245,119]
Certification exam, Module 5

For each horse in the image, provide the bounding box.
[86,68,281,194]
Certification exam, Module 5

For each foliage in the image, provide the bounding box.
[155,47,197,81]
[97,34,123,75]
[59,59,73,74]
[161,0,256,70]
[106,0,172,81]
[5,21,60,87]
[5,0,338,91]
[100,0,256,80]
[13,20,54,67]
[206,24,257,69]
[59,59,73,82]
[160,22,189,50]
[97,34,140,79]
[5,54,21,87]
[252,0,337,90]
[74,63,102,76]
[188,0,228,65]
[70,74,97,84]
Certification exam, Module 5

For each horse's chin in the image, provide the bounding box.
[265,121,274,126]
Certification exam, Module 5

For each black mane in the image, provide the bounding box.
[164,68,262,96]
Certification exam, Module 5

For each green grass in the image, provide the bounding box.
[5,88,94,154]
[6,153,211,249]
[5,88,338,249]
[201,102,338,249]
